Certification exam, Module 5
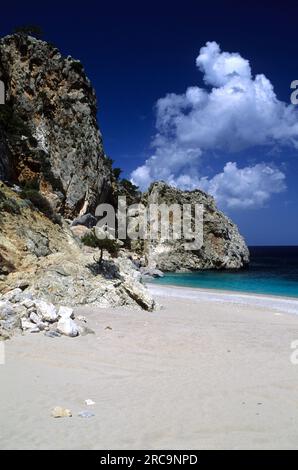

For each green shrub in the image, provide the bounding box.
[113,168,122,180]
[0,197,21,215]
[22,178,40,191]
[71,61,83,74]
[81,229,120,263]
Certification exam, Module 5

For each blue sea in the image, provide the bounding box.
[151,246,298,298]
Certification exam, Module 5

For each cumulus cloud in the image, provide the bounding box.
[131,41,293,208]
[199,162,286,209]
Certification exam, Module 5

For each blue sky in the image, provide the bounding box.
[1,0,298,245]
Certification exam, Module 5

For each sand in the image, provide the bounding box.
[1,285,298,450]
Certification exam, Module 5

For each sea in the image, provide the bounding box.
[150,246,298,299]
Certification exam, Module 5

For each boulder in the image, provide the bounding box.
[29,312,42,324]
[71,213,97,228]
[51,406,72,418]
[0,301,15,320]
[35,300,58,322]
[140,267,164,278]
[58,306,74,319]
[70,225,90,239]
[21,299,35,309]
[21,318,36,331]
[57,317,79,337]
[2,288,23,303]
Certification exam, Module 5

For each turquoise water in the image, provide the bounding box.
[150,246,298,298]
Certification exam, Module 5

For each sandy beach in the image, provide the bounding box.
[1,285,298,450]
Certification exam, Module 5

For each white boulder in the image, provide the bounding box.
[2,288,23,303]
[0,301,15,320]
[57,317,79,337]
[29,312,42,324]
[21,298,35,309]
[35,300,58,322]
[21,318,36,331]
[58,306,74,319]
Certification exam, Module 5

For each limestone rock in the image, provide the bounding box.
[141,182,250,271]
[35,300,58,322]
[70,225,90,240]
[0,315,21,331]
[51,406,72,418]
[21,318,36,331]
[77,315,87,323]
[2,288,23,303]
[0,301,15,320]
[57,317,79,337]
[140,267,164,278]
[0,34,113,217]
[21,299,35,309]
[58,306,74,319]
[0,183,80,276]
[1,248,155,311]
[29,311,42,324]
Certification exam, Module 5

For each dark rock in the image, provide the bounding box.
[71,213,97,228]
[140,267,164,278]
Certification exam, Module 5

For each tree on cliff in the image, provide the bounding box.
[81,229,120,265]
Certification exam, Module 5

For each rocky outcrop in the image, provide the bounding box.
[0,182,155,335]
[0,34,113,217]
[140,182,249,271]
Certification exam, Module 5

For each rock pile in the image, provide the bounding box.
[0,288,90,340]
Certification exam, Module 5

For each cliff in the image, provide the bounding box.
[140,182,249,271]
[0,34,112,217]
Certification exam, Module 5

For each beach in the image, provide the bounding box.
[1,285,298,450]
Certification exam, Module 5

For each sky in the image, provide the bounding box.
[1,0,298,245]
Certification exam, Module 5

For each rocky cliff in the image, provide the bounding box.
[0,34,112,217]
[140,182,249,271]
[0,182,154,315]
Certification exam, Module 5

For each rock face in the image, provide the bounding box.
[0,34,112,217]
[140,182,249,271]
[0,127,12,181]
[0,182,155,326]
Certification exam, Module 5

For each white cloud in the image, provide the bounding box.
[131,41,293,208]
[199,162,286,209]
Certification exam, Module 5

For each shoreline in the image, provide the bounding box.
[147,283,298,315]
